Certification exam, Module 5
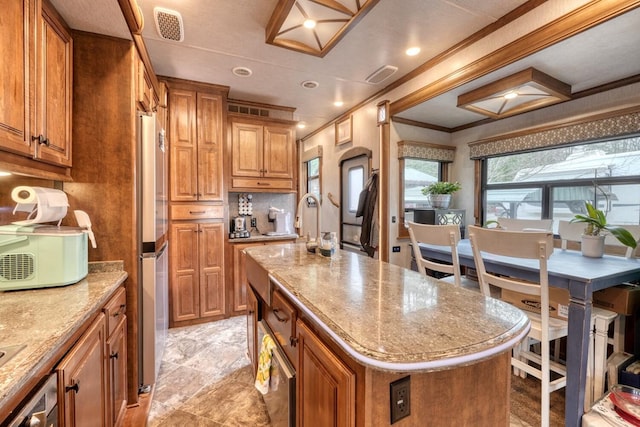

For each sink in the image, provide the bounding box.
[0,345,26,368]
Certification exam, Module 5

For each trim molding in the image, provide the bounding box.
[468,106,640,159]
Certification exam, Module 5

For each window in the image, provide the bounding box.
[347,165,364,212]
[397,141,455,239]
[302,146,322,207]
[482,136,640,232]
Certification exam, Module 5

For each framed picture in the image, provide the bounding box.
[335,115,352,145]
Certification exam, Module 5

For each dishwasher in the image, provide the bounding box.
[257,320,296,427]
[4,372,59,427]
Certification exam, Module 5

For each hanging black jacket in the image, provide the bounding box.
[356,171,378,257]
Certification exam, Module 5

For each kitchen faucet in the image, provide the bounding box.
[295,193,321,245]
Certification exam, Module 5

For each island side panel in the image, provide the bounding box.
[364,352,511,426]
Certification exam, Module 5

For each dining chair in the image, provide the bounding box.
[468,225,566,427]
[604,224,640,258]
[407,222,479,291]
[557,219,585,250]
[497,218,553,232]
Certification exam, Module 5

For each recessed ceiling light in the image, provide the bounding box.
[406,47,420,56]
[303,19,316,29]
[334,101,344,107]
[301,80,319,89]
[297,122,306,129]
[504,91,518,100]
[232,67,252,77]
[0,171,11,177]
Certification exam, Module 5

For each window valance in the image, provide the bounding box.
[397,140,455,161]
[468,108,640,159]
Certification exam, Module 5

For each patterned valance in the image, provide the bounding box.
[397,140,455,162]
[469,109,640,159]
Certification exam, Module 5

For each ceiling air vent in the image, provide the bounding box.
[154,7,184,42]
[365,65,398,84]
[301,80,319,89]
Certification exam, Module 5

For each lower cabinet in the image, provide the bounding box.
[297,320,356,427]
[171,221,225,325]
[55,286,127,427]
[57,313,108,427]
[230,239,295,315]
[104,288,128,427]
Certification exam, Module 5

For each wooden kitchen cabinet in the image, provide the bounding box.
[137,58,158,113]
[0,0,72,171]
[168,87,226,202]
[103,288,127,427]
[57,313,108,427]
[170,221,225,326]
[247,287,259,375]
[230,116,296,192]
[297,320,356,427]
[230,239,296,315]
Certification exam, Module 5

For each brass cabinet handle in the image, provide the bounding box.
[257,182,270,186]
[189,210,206,214]
[32,134,50,146]
[110,351,119,360]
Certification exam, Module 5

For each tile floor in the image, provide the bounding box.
[148,316,564,426]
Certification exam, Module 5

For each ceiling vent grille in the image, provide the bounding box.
[154,7,184,42]
[228,104,270,117]
[365,65,398,84]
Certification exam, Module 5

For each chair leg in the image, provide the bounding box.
[585,324,596,410]
[541,339,551,427]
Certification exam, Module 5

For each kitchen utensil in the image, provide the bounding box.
[74,210,97,248]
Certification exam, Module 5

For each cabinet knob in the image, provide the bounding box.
[110,351,119,360]
[32,134,50,146]
[65,382,80,394]
[290,337,298,347]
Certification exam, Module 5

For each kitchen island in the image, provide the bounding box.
[245,243,530,427]
[0,261,127,425]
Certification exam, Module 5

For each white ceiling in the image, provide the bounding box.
[49,0,640,138]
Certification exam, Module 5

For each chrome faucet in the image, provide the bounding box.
[295,193,321,244]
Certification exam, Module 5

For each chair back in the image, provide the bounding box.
[468,225,554,320]
[558,220,585,250]
[408,222,463,286]
[604,224,640,258]
[497,218,553,232]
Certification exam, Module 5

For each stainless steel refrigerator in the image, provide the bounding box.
[138,112,169,389]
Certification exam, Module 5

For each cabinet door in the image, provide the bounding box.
[57,313,107,427]
[107,317,127,427]
[171,222,200,322]
[0,0,32,157]
[247,287,258,375]
[169,89,198,201]
[297,320,355,427]
[231,121,263,177]
[232,242,263,313]
[197,92,224,201]
[35,0,72,166]
[263,124,294,179]
[199,222,225,317]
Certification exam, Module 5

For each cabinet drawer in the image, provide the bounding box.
[265,289,298,367]
[171,204,223,220]
[103,287,126,337]
[232,178,293,190]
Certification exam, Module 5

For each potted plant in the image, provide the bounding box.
[570,201,637,257]
[421,181,461,209]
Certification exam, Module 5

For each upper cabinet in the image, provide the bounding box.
[168,82,227,202]
[0,0,72,171]
[229,115,296,192]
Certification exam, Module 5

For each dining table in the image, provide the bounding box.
[418,239,640,427]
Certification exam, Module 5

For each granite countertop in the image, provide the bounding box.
[245,243,530,372]
[228,232,299,243]
[0,261,127,415]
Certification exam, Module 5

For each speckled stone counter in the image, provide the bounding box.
[245,243,530,372]
[0,261,127,418]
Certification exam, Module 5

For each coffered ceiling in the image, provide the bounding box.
[49,0,640,138]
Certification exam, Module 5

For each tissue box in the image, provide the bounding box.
[618,357,640,389]
[501,288,570,320]
[593,283,640,316]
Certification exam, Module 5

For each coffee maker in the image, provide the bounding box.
[231,216,249,238]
